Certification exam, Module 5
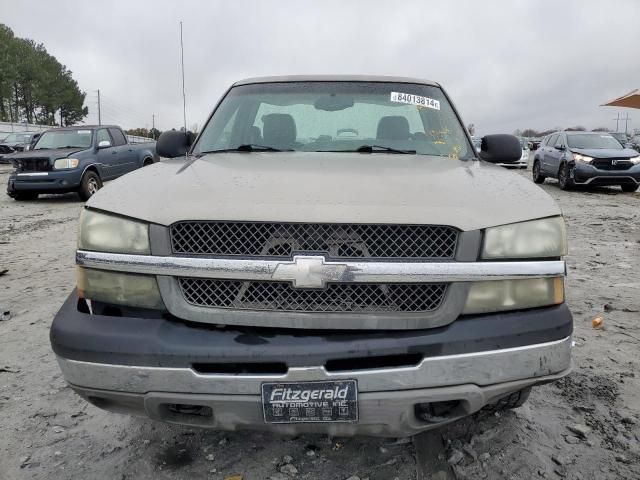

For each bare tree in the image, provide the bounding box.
[467,123,475,136]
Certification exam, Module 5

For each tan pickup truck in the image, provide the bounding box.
[51,76,572,437]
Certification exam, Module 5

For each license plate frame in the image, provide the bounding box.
[261,379,358,424]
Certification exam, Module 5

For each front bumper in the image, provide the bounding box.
[495,162,528,169]
[7,170,83,196]
[572,163,640,186]
[52,291,572,436]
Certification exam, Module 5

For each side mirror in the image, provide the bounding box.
[97,140,111,149]
[478,134,522,163]
[554,144,565,151]
[156,130,195,158]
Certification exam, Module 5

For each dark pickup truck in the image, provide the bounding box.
[6,125,158,201]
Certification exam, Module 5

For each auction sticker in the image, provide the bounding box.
[390,92,440,110]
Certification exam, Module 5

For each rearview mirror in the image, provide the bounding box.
[97,140,111,149]
[554,145,565,151]
[478,134,522,163]
[156,130,195,158]
[314,95,354,111]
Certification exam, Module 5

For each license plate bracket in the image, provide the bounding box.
[261,380,358,424]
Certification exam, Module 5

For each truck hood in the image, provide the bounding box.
[88,152,562,231]
[571,148,639,159]
[7,147,85,161]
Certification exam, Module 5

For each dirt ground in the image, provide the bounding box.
[0,164,638,480]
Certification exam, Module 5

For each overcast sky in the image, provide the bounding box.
[2,0,638,135]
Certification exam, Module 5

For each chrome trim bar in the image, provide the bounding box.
[57,336,572,395]
[576,175,639,185]
[76,250,565,283]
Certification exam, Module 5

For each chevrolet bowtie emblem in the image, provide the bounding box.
[271,256,349,288]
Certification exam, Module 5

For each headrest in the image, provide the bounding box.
[263,113,297,147]
[376,116,410,140]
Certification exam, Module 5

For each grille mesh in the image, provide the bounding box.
[591,159,633,171]
[179,278,447,313]
[171,222,458,259]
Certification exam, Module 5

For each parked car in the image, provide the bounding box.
[627,134,640,153]
[532,131,640,191]
[610,131,630,147]
[471,136,481,153]
[0,132,37,163]
[0,131,37,151]
[51,76,571,437]
[529,137,542,150]
[6,125,158,201]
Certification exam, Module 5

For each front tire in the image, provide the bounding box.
[532,161,546,184]
[621,184,639,192]
[558,163,574,190]
[13,192,39,201]
[78,171,102,201]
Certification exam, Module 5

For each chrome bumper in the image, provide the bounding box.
[57,337,571,395]
[58,337,572,436]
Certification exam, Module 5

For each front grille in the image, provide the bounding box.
[179,278,447,313]
[171,222,458,259]
[592,159,633,171]
[15,157,51,172]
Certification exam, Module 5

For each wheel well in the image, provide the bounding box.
[83,165,100,178]
[558,162,567,175]
[143,157,153,165]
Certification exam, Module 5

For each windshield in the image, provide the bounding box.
[567,133,624,150]
[34,129,93,150]
[2,133,32,143]
[610,132,627,144]
[193,82,473,159]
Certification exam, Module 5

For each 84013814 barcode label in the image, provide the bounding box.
[390,92,440,110]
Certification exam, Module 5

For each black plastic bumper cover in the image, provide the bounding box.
[50,290,573,368]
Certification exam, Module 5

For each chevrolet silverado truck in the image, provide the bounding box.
[51,76,572,437]
[6,125,158,201]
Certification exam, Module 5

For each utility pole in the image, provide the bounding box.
[97,89,102,125]
[622,113,631,136]
[614,112,632,134]
[152,114,155,139]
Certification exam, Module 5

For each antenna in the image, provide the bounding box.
[180,21,187,136]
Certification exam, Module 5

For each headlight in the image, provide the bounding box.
[573,153,593,164]
[77,267,164,309]
[54,158,79,169]
[482,217,567,259]
[463,277,564,315]
[629,155,640,165]
[78,209,150,254]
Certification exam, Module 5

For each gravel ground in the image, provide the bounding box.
[0,164,638,480]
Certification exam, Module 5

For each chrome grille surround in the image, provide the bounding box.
[179,278,447,313]
[170,221,459,259]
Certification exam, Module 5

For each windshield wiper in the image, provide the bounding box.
[179,144,291,174]
[200,144,291,154]
[356,145,416,154]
